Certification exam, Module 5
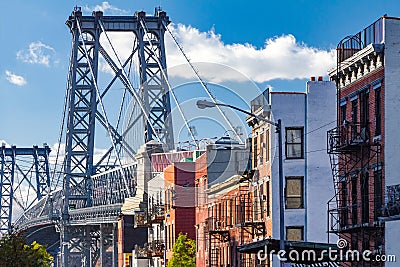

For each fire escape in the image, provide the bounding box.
[327,122,384,266]
[238,171,266,267]
[327,22,386,266]
[206,170,266,267]
[134,195,165,263]
[147,196,165,259]
[207,204,230,267]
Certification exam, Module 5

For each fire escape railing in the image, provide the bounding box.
[327,122,370,153]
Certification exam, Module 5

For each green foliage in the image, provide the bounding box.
[0,231,53,267]
[167,233,196,267]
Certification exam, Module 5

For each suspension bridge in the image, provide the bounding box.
[0,6,240,267]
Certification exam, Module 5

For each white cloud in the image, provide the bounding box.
[17,41,56,67]
[5,70,27,86]
[84,2,129,15]
[165,24,336,83]
[96,24,335,83]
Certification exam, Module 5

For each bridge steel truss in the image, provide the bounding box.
[59,7,173,267]
[0,145,51,235]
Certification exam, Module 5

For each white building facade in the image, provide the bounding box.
[269,80,337,266]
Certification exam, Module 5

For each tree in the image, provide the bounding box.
[167,233,196,267]
[0,230,53,267]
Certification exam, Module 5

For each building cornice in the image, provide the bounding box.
[206,174,246,195]
[329,44,384,90]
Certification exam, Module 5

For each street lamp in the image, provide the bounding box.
[196,99,285,258]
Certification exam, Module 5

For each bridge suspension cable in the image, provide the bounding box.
[162,22,244,144]
[139,19,198,148]
[97,20,163,147]
[51,36,74,190]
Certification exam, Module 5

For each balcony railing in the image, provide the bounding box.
[149,204,165,223]
[338,18,383,63]
[381,184,400,218]
[134,211,147,227]
[327,122,370,153]
[134,240,165,259]
[206,217,227,232]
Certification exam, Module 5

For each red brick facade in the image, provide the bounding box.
[332,64,385,266]
[164,162,196,261]
[195,143,273,267]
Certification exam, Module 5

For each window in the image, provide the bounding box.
[165,189,170,210]
[266,180,271,216]
[225,200,228,226]
[265,129,270,162]
[196,227,200,252]
[340,181,348,227]
[375,88,382,136]
[260,183,264,218]
[351,100,358,139]
[360,91,369,125]
[361,172,369,224]
[260,131,264,164]
[218,203,222,221]
[235,197,240,224]
[286,226,304,241]
[172,223,175,246]
[195,183,199,206]
[253,134,258,168]
[374,170,382,220]
[351,176,358,225]
[285,177,304,209]
[254,186,259,220]
[229,199,233,226]
[340,104,347,124]
[351,238,358,251]
[168,225,171,250]
[285,128,304,159]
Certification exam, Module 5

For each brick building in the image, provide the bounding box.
[327,15,400,267]
[164,161,197,261]
[128,146,203,267]
[195,140,253,267]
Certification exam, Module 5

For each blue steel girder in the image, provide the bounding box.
[0,147,15,234]
[137,11,174,148]
[61,8,172,267]
[63,10,100,216]
[0,145,51,235]
[63,8,173,217]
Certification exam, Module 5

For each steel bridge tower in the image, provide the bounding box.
[61,7,173,266]
[0,145,51,235]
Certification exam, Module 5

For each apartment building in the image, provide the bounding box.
[128,143,202,267]
[327,16,400,267]
[195,139,253,267]
[239,79,336,266]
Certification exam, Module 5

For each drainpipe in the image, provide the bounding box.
[304,90,308,242]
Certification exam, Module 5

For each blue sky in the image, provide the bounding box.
[1,0,400,149]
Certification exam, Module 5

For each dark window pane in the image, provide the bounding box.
[285,128,303,159]
[286,227,304,241]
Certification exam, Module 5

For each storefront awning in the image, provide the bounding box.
[237,238,339,265]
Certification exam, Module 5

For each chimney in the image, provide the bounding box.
[318,76,323,81]
[310,77,316,81]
